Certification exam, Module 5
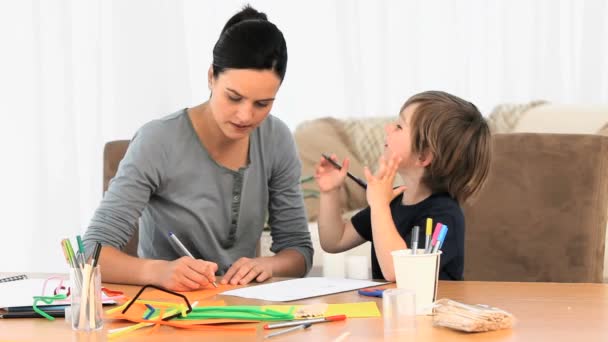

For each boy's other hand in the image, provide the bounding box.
[314,154,348,193]
[364,154,406,209]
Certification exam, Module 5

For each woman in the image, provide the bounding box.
[83,5,313,291]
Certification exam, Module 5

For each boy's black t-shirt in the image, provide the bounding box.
[351,192,465,281]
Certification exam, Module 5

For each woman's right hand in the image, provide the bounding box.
[314,154,349,193]
[156,257,218,291]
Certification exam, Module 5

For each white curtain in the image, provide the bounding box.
[1,0,607,272]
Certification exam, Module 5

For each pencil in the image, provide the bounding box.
[265,323,312,339]
[0,310,65,319]
[321,153,367,189]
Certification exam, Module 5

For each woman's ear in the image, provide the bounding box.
[417,149,433,168]
[207,66,214,90]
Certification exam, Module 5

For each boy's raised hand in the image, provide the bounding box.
[364,154,406,209]
[314,154,349,193]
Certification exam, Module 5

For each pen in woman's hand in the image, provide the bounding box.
[321,153,367,189]
[168,232,218,288]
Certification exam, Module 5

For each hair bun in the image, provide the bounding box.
[213,4,288,81]
[221,5,268,35]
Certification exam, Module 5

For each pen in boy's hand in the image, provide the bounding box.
[321,153,367,189]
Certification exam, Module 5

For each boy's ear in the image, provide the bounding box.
[417,149,433,168]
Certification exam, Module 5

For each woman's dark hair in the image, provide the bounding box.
[212,5,288,82]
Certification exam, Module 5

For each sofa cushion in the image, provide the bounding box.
[342,117,394,170]
[514,104,608,134]
[598,122,608,136]
[486,100,548,133]
[294,118,367,221]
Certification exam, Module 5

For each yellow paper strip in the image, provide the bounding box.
[263,301,380,318]
[324,302,380,318]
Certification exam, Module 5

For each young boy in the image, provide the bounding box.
[315,91,492,281]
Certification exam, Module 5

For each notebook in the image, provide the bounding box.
[0,276,115,310]
[0,274,28,283]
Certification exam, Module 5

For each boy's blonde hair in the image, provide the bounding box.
[401,91,492,203]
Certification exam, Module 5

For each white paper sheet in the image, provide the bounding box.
[221,277,388,302]
[0,278,115,309]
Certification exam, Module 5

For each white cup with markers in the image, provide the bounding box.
[391,249,441,315]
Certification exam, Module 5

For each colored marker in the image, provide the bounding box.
[60,240,71,267]
[411,226,419,255]
[64,239,77,268]
[425,218,433,252]
[426,222,443,253]
[76,235,85,254]
[91,242,102,267]
[436,225,449,250]
[432,225,448,253]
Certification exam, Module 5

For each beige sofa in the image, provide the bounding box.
[290,103,608,282]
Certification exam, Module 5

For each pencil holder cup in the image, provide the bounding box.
[70,265,103,331]
[391,249,441,315]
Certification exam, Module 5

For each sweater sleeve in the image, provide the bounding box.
[266,120,314,274]
[83,121,167,255]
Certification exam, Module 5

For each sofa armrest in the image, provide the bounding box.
[463,133,608,282]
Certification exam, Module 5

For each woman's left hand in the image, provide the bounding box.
[364,154,406,209]
[220,257,273,285]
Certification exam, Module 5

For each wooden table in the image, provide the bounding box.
[1,277,607,341]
